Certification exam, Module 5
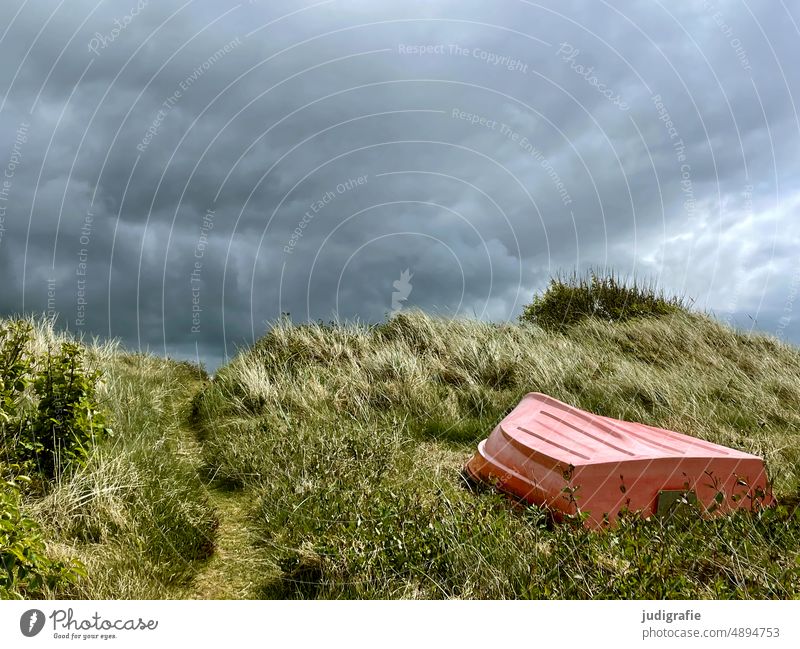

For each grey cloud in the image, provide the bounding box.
[1,0,798,370]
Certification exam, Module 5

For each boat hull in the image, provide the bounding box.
[466,393,772,528]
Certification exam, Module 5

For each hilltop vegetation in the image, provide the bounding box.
[519,271,686,330]
[3,275,800,598]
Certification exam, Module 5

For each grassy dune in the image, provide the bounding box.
[3,277,800,599]
[192,306,800,598]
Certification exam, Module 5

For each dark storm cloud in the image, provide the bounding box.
[1,0,798,368]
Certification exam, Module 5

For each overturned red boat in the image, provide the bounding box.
[466,393,772,528]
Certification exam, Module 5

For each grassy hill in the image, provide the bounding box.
[3,277,800,598]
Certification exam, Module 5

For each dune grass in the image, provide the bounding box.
[4,275,800,599]
[193,303,800,598]
[1,318,217,598]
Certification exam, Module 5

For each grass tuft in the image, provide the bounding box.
[520,270,688,331]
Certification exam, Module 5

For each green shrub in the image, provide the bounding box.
[0,322,34,448]
[0,320,32,406]
[1,478,84,599]
[29,342,110,480]
[520,271,687,331]
[1,320,110,484]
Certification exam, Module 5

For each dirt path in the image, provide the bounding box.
[179,381,273,599]
[187,481,267,599]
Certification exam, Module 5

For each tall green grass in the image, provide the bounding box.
[193,283,800,598]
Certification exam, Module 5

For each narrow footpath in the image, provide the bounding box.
[179,378,272,599]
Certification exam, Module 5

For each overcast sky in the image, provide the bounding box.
[1,0,798,370]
